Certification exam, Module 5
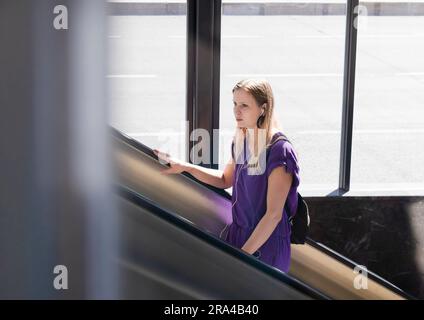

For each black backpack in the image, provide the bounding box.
[268,135,310,245]
[286,193,310,244]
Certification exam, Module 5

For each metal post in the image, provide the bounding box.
[186,0,221,168]
[339,0,359,192]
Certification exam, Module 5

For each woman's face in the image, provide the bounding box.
[233,89,262,129]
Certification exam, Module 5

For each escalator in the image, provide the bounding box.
[111,127,411,300]
[117,185,325,299]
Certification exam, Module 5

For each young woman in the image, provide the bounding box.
[153,79,300,273]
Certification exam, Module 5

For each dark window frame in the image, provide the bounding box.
[186,0,222,169]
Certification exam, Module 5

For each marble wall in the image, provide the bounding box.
[306,196,424,299]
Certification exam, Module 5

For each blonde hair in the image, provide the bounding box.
[232,79,281,174]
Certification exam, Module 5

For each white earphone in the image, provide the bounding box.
[261,103,267,115]
[258,104,266,122]
[231,162,247,208]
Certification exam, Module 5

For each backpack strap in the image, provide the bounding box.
[266,133,291,158]
[271,133,290,145]
[267,133,293,217]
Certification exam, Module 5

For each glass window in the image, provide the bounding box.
[219,1,347,195]
[108,1,187,157]
[351,2,424,194]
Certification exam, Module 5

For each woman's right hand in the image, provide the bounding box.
[153,149,191,175]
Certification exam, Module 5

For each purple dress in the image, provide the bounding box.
[225,132,300,273]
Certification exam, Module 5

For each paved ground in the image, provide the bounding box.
[109,0,424,3]
[108,13,424,196]
[107,1,424,16]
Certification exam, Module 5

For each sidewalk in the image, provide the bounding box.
[108,0,424,16]
[109,0,424,3]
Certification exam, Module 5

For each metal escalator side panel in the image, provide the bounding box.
[117,195,315,299]
[290,244,404,300]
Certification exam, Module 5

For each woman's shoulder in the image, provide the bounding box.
[267,132,300,174]
[269,130,291,148]
[270,128,280,138]
[268,131,298,162]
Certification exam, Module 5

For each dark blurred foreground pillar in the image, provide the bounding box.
[0,0,119,299]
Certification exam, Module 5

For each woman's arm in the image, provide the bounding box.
[185,159,235,189]
[153,149,235,189]
[241,166,293,254]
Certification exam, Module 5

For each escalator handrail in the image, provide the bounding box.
[111,126,415,300]
[117,184,330,300]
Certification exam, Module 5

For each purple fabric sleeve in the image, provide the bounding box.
[266,140,300,188]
